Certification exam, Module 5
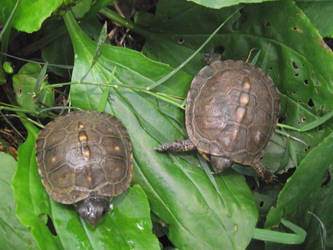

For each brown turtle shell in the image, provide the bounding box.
[186,60,280,165]
[36,111,132,204]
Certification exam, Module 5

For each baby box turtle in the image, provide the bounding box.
[156,60,280,183]
[36,111,132,226]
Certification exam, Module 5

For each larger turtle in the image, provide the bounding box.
[156,60,280,183]
[36,111,132,226]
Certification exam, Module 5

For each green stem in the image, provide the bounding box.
[41,80,184,109]
[99,8,152,38]
[253,219,306,244]
[0,105,38,115]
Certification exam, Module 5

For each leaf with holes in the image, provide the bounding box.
[137,0,333,173]
[296,0,333,37]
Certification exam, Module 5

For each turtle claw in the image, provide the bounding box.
[264,173,278,184]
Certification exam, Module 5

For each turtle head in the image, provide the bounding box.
[76,196,110,227]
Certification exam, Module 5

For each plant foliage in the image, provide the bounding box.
[0,0,332,249]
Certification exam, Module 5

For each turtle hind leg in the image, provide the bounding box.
[252,161,277,183]
[210,156,233,174]
[155,139,196,152]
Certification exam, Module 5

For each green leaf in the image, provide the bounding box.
[3,61,14,74]
[186,0,276,9]
[12,63,54,115]
[0,152,38,249]
[64,11,258,249]
[12,118,159,249]
[12,119,60,250]
[0,0,63,33]
[296,0,333,37]
[265,131,333,227]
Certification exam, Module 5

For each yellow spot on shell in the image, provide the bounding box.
[114,146,121,152]
[79,133,88,142]
[83,148,90,158]
[243,81,250,90]
[87,176,92,183]
[78,122,84,129]
[107,128,113,133]
[51,156,56,163]
[236,107,246,122]
[240,93,249,105]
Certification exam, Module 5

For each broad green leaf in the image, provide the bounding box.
[0,152,38,249]
[0,0,63,33]
[12,118,159,249]
[186,0,276,9]
[12,63,54,115]
[64,11,258,249]
[265,131,333,228]
[296,0,333,37]
[12,119,60,250]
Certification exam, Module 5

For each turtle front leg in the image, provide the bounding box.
[155,139,196,152]
[252,161,277,183]
[210,156,233,174]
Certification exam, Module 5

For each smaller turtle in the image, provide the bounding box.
[156,60,280,183]
[36,111,132,226]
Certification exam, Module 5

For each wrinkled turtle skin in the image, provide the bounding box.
[156,60,280,183]
[36,111,132,226]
